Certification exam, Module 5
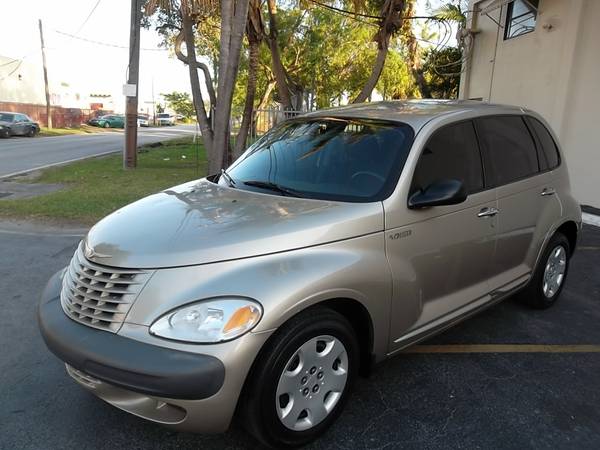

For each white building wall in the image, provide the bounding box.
[460,0,600,207]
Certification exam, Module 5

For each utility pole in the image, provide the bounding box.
[38,19,52,129]
[124,0,141,169]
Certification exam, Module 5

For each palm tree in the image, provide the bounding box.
[352,0,409,103]
[146,0,249,173]
[234,0,264,157]
[433,2,466,27]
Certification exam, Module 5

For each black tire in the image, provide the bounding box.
[0,129,10,138]
[103,122,110,128]
[27,127,37,137]
[240,307,359,448]
[518,232,571,309]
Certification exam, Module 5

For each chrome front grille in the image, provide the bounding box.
[60,244,150,332]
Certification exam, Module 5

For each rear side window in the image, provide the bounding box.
[411,121,484,195]
[476,116,539,186]
[527,117,560,170]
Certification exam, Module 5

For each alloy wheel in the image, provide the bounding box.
[543,245,567,298]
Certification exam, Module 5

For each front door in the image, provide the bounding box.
[386,120,497,350]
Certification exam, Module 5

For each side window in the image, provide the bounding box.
[527,117,560,170]
[476,116,539,186]
[410,121,484,195]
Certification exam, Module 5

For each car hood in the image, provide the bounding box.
[85,179,383,269]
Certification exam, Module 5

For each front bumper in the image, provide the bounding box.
[38,270,273,433]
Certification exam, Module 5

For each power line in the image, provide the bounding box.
[74,0,103,35]
[0,60,23,82]
[54,30,168,51]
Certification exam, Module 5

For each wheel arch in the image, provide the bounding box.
[555,220,578,256]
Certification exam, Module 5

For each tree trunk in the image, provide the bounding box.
[181,8,214,155]
[353,47,388,103]
[174,32,217,109]
[234,0,263,158]
[234,37,260,158]
[266,0,293,110]
[211,0,251,173]
[353,0,406,104]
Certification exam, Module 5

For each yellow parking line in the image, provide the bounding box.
[405,344,600,353]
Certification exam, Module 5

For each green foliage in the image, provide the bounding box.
[422,46,462,98]
[162,91,195,118]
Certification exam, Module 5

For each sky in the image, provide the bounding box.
[0,0,192,112]
[0,0,457,113]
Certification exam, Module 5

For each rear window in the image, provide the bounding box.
[476,116,539,186]
[224,118,415,202]
[526,116,560,170]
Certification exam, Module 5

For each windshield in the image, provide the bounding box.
[222,118,414,202]
[157,113,170,118]
[0,113,15,122]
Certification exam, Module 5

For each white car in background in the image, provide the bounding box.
[137,114,150,127]
[157,113,176,126]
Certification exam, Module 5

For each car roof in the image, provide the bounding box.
[303,100,527,130]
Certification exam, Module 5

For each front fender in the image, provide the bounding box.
[124,232,392,360]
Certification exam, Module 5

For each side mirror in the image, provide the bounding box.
[408,179,467,209]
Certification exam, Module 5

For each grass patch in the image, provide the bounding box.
[39,125,117,137]
[0,138,206,225]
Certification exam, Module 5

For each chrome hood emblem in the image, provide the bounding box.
[84,240,111,260]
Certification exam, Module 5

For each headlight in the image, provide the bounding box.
[149,298,263,343]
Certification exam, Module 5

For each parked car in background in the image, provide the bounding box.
[89,115,125,128]
[0,112,40,138]
[157,113,176,126]
[38,101,581,448]
[137,114,150,127]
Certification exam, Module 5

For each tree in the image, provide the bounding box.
[162,91,195,118]
[353,0,409,103]
[234,0,264,158]
[422,46,461,98]
[146,0,250,173]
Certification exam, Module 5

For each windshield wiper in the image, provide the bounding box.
[243,180,305,198]
[220,169,236,187]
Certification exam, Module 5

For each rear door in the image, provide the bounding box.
[475,115,560,291]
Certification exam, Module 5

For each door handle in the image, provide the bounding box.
[477,207,499,218]
[541,188,556,196]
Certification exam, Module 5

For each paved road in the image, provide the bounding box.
[0,125,198,178]
[0,222,599,450]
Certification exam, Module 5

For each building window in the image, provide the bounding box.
[504,0,539,40]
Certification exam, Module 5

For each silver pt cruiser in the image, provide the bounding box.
[39,101,581,448]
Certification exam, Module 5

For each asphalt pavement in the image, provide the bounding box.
[0,221,599,450]
[0,125,198,178]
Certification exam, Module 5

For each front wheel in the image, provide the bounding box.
[103,122,110,128]
[27,127,37,137]
[518,232,571,309]
[241,307,359,448]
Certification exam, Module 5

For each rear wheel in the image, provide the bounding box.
[0,129,9,138]
[241,307,358,448]
[518,232,570,309]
